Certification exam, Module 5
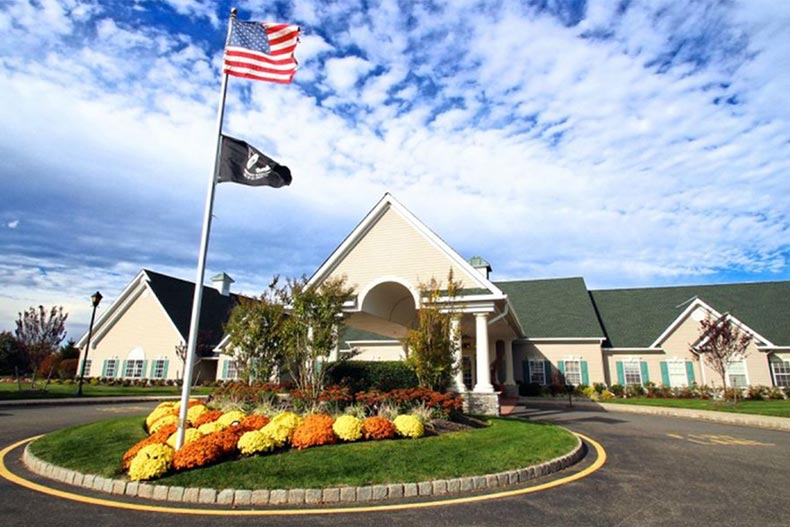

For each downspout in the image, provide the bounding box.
[487,303,509,326]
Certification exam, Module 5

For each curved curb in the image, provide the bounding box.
[21,434,585,507]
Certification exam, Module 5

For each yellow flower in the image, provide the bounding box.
[128,444,174,481]
[198,421,227,435]
[333,415,363,442]
[186,404,207,425]
[149,414,178,435]
[260,422,292,448]
[237,430,277,455]
[270,412,302,433]
[216,410,247,427]
[166,428,203,448]
[393,415,424,439]
[145,405,175,429]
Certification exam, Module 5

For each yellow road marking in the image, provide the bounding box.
[670,433,774,447]
[0,433,606,516]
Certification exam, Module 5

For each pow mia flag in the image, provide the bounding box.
[217,135,292,188]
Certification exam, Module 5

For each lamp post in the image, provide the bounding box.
[77,291,102,396]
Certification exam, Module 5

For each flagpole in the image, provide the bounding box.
[175,8,237,450]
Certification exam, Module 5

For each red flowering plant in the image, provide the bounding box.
[210,381,285,411]
[355,388,463,419]
[291,385,351,414]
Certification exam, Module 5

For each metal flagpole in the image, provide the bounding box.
[175,8,237,450]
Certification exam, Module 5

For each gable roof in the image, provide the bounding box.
[307,193,505,298]
[590,281,790,348]
[79,269,240,350]
[143,270,240,346]
[495,277,605,339]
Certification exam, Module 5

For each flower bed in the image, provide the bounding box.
[122,391,463,481]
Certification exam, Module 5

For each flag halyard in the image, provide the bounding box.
[223,19,300,84]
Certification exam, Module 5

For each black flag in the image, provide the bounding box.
[217,135,292,187]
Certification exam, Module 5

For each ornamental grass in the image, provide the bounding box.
[361,416,396,440]
[291,414,336,450]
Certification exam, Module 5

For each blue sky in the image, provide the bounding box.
[1,0,789,339]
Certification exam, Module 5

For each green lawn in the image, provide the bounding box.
[605,397,790,418]
[0,382,211,400]
[29,416,578,488]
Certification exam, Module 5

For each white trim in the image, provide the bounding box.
[306,193,504,296]
[652,298,773,348]
[357,276,421,311]
[757,345,790,351]
[77,269,148,348]
[604,347,664,353]
[519,337,605,344]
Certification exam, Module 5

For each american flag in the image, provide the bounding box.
[223,18,301,84]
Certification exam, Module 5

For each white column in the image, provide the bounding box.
[451,316,465,392]
[473,312,494,393]
[504,339,516,386]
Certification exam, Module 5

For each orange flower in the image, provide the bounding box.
[122,423,176,469]
[291,414,336,450]
[362,416,396,440]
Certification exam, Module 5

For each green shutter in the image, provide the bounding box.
[101,359,107,377]
[640,361,650,384]
[112,359,119,378]
[141,360,148,379]
[581,361,589,385]
[557,361,565,384]
[222,360,229,380]
[522,361,530,384]
[121,360,128,378]
[686,361,696,384]
[660,362,670,386]
[543,361,552,385]
[616,361,625,385]
[162,359,169,379]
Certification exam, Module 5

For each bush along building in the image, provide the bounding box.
[78,194,790,411]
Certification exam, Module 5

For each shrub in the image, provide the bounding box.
[128,444,174,481]
[393,414,424,439]
[600,389,614,401]
[355,387,463,419]
[747,385,769,401]
[361,416,396,440]
[210,381,284,411]
[333,415,363,442]
[767,387,786,400]
[609,384,625,397]
[625,384,645,397]
[291,414,336,450]
[327,361,418,393]
[519,382,542,396]
[291,385,352,414]
[593,382,606,395]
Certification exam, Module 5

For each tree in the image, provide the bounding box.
[694,313,752,403]
[15,305,68,387]
[280,275,353,404]
[59,339,80,360]
[223,279,288,384]
[0,331,26,375]
[403,271,461,392]
[174,330,216,384]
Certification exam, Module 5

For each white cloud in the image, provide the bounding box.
[324,55,374,93]
[7,220,19,229]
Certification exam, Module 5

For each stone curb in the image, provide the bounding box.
[518,397,790,432]
[21,434,584,507]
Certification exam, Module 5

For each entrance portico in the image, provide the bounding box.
[307,194,522,414]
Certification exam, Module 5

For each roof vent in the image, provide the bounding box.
[468,256,492,279]
[211,272,234,296]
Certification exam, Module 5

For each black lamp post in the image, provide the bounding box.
[77,291,102,396]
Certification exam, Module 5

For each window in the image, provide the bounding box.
[624,360,642,385]
[564,360,582,385]
[772,360,790,387]
[105,359,118,378]
[151,358,167,379]
[462,357,473,390]
[529,360,545,385]
[667,361,688,387]
[726,360,747,388]
[125,359,144,378]
[226,360,239,380]
[81,359,92,377]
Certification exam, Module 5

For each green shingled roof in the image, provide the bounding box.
[496,277,605,339]
[590,281,790,348]
[144,269,240,349]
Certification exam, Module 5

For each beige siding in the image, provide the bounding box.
[343,341,406,362]
[513,341,606,385]
[327,206,482,294]
[79,287,183,379]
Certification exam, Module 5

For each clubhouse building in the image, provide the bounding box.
[77,194,790,409]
